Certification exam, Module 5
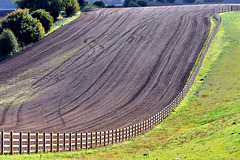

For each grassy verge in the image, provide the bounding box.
[46,11,81,36]
[187,14,217,82]
[1,12,240,159]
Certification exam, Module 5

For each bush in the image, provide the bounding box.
[183,0,195,3]
[128,1,140,7]
[0,29,19,57]
[65,0,80,17]
[49,0,64,20]
[31,9,54,33]
[13,0,62,21]
[166,0,175,3]
[93,1,105,8]
[106,5,116,8]
[137,0,147,7]
[123,0,131,7]
[157,0,165,2]
[78,0,87,7]
[1,9,45,45]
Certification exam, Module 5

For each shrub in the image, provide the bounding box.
[13,0,62,21]
[183,0,195,3]
[93,1,105,8]
[31,9,54,33]
[78,0,87,7]
[65,0,80,17]
[166,0,175,3]
[0,29,19,57]
[106,5,116,8]
[137,0,147,7]
[128,1,140,7]
[157,0,165,2]
[1,9,45,45]
[123,0,131,7]
[49,0,64,20]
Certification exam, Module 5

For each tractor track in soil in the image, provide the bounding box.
[0,5,225,132]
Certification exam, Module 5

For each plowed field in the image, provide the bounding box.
[0,5,221,132]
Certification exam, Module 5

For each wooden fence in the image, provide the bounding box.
[0,5,238,155]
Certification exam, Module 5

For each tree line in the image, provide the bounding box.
[0,0,86,57]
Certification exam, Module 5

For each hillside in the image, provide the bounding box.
[0,5,220,133]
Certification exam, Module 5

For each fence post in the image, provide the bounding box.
[104,131,106,146]
[95,132,98,148]
[51,132,53,153]
[80,133,83,150]
[1,131,4,155]
[86,132,88,149]
[36,132,39,154]
[10,131,13,155]
[118,129,121,142]
[57,133,60,152]
[63,133,66,152]
[112,130,114,144]
[69,133,72,151]
[91,132,93,148]
[75,133,78,151]
[43,132,46,153]
[115,129,118,143]
[28,132,30,154]
[20,132,22,155]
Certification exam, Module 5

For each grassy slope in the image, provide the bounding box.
[1,12,240,160]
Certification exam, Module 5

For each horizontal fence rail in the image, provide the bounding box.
[0,5,238,155]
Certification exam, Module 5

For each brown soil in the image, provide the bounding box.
[0,5,223,133]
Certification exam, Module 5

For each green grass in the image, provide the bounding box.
[46,11,81,36]
[1,11,240,159]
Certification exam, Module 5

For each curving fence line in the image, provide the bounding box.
[0,5,238,155]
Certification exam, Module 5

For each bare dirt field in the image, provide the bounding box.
[0,5,223,133]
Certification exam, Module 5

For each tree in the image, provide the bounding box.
[65,0,80,17]
[106,5,116,8]
[128,1,140,7]
[123,0,131,7]
[13,0,63,21]
[78,0,87,7]
[0,29,19,57]
[166,0,175,3]
[137,0,147,7]
[32,9,54,32]
[93,1,105,8]
[49,0,64,20]
[1,9,45,45]
[183,0,195,3]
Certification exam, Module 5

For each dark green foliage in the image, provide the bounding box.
[93,1,105,8]
[166,0,175,3]
[183,0,195,3]
[0,29,19,57]
[128,1,139,7]
[157,0,165,3]
[13,0,63,21]
[106,5,116,8]
[13,0,51,11]
[137,0,147,7]
[1,9,45,45]
[31,9,54,32]
[65,0,80,17]
[49,0,64,20]
[78,0,87,7]
[123,0,131,7]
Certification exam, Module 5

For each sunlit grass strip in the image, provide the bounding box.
[46,11,81,36]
